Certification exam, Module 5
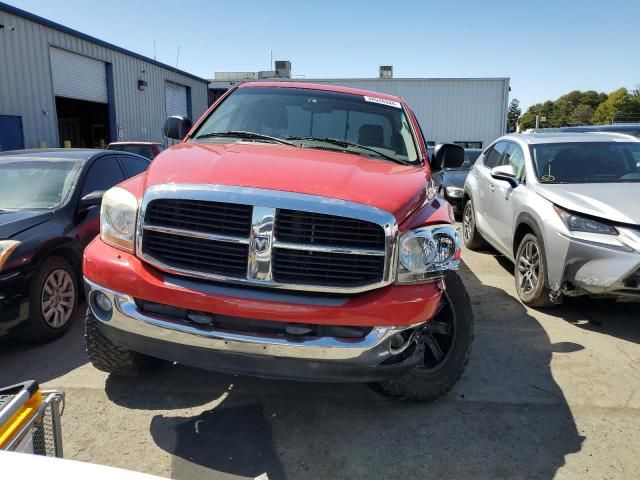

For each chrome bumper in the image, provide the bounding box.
[84,278,422,366]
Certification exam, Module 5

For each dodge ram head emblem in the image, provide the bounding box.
[253,236,270,254]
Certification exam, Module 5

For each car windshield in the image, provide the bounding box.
[0,159,82,209]
[531,142,640,184]
[192,87,420,164]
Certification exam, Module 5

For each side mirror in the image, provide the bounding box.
[491,165,519,188]
[79,190,104,211]
[431,143,465,171]
[163,116,193,140]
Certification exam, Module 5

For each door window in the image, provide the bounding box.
[483,141,508,169]
[81,156,125,196]
[117,155,150,178]
[502,142,526,180]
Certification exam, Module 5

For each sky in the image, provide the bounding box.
[6,0,640,111]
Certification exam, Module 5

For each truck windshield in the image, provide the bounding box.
[531,142,640,184]
[0,159,81,210]
[192,87,420,164]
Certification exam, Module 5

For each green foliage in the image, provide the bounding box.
[592,88,640,124]
[507,99,521,132]
[518,89,611,129]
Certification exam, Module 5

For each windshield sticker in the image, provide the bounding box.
[363,96,402,109]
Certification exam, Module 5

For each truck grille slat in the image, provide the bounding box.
[276,209,386,249]
[143,230,248,277]
[147,199,252,236]
[139,191,393,293]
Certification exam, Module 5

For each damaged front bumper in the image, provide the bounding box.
[551,226,640,299]
[84,278,426,382]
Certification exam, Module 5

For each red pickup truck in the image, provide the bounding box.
[83,82,473,401]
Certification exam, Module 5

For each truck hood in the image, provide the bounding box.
[144,142,428,222]
[534,183,640,225]
[0,210,53,239]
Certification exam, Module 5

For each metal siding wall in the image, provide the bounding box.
[299,78,509,147]
[0,9,208,148]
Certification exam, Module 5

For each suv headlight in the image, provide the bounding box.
[100,187,138,252]
[554,206,617,235]
[445,186,464,198]
[0,240,20,271]
[397,225,461,284]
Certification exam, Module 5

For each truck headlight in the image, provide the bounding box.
[445,186,464,198]
[397,225,461,284]
[100,187,138,252]
[0,240,20,271]
[554,206,617,235]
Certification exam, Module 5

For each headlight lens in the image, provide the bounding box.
[554,207,617,235]
[445,186,464,198]
[0,240,21,271]
[100,187,138,252]
[397,225,460,284]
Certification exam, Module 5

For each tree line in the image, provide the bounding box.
[507,87,640,132]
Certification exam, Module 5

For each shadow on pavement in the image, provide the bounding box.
[103,262,584,480]
[0,305,88,386]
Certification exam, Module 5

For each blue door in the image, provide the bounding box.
[0,115,25,151]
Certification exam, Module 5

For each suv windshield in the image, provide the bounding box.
[192,87,420,164]
[0,159,82,210]
[531,142,640,184]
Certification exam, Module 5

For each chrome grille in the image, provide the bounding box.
[137,185,398,294]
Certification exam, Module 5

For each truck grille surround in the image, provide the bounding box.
[137,185,399,294]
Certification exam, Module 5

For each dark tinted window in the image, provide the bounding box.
[81,156,125,196]
[118,155,150,178]
[484,141,508,168]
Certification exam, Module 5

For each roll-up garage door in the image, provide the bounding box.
[165,81,188,117]
[50,48,108,103]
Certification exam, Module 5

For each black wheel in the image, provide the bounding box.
[85,308,158,376]
[370,271,473,401]
[514,233,554,308]
[462,199,486,250]
[19,256,80,342]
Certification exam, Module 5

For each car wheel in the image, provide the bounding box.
[19,256,80,342]
[462,199,486,250]
[85,308,158,376]
[370,271,473,401]
[514,233,554,308]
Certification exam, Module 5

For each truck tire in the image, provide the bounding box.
[514,233,554,308]
[19,256,80,343]
[370,271,473,401]
[462,199,487,250]
[85,308,157,376]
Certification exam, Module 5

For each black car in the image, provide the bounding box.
[0,149,150,342]
[432,148,482,215]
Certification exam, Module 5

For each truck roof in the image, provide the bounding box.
[239,81,405,103]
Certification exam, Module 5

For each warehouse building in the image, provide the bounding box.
[0,3,209,151]
[209,66,510,148]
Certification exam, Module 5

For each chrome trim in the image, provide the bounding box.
[136,184,399,294]
[248,206,276,281]
[144,224,250,244]
[272,241,385,256]
[85,277,422,364]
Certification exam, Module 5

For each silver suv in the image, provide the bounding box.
[463,132,640,306]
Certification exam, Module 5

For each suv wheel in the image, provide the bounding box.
[85,309,158,376]
[19,256,79,342]
[514,233,553,308]
[462,199,486,250]
[370,271,473,401]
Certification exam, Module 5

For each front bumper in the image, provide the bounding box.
[552,227,640,298]
[85,277,425,382]
[0,269,31,338]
